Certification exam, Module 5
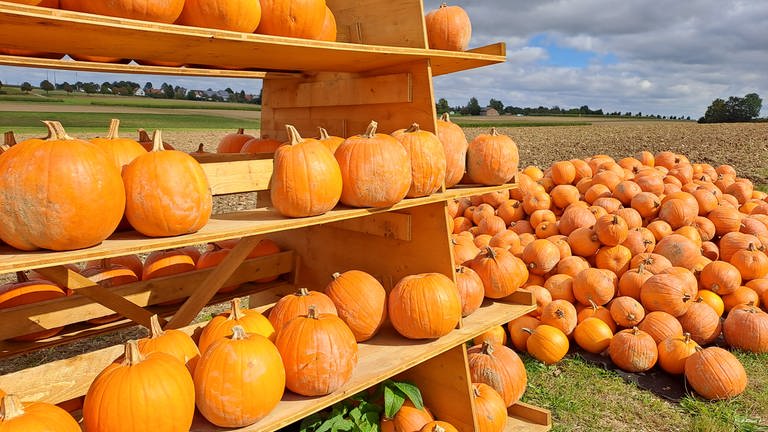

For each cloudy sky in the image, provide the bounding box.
[0,0,765,118]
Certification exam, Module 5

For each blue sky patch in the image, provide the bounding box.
[529,33,618,68]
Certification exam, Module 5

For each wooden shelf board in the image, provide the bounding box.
[506,401,553,431]
[0,184,514,274]
[0,3,504,76]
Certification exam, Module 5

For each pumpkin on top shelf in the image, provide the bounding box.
[178,0,262,33]
[424,2,472,51]
[60,0,185,23]
[256,0,326,39]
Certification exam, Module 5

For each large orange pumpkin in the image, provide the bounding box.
[60,0,185,23]
[467,341,527,407]
[0,121,125,250]
[468,246,528,299]
[89,118,147,170]
[524,324,569,364]
[657,333,698,375]
[573,317,613,354]
[268,287,338,335]
[82,340,195,432]
[178,0,262,32]
[684,347,747,400]
[466,128,519,185]
[608,327,658,372]
[723,305,768,353]
[388,273,462,339]
[271,125,343,217]
[392,123,447,198]
[198,298,276,355]
[324,270,387,342]
[194,326,285,427]
[215,128,255,153]
[256,0,326,39]
[122,130,212,237]
[335,121,411,208]
[0,272,66,341]
[275,306,358,396]
[0,394,80,431]
[471,383,508,432]
[137,314,201,375]
[436,113,469,187]
[424,2,472,51]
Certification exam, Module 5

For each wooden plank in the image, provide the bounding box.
[201,159,273,195]
[0,185,512,275]
[0,297,533,412]
[506,402,552,430]
[34,266,155,329]
[194,152,273,164]
[0,3,504,76]
[269,73,411,108]
[0,54,301,79]
[0,252,293,340]
[325,212,412,241]
[396,345,476,431]
[166,236,262,328]
[327,0,427,47]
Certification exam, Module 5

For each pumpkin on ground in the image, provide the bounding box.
[467,341,527,407]
[723,305,768,353]
[391,123,447,198]
[608,327,658,373]
[388,273,462,339]
[270,125,343,217]
[0,121,125,250]
[194,326,285,427]
[524,324,569,364]
[122,130,212,237]
[324,270,387,342]
[684,347,747,400]
[83,340,195,432]
[424,2,472,51]
[0,394,80,431]
[137,315,201,375]
[275,306,358,396]
[657,333,698,375]
[573,317,613,354]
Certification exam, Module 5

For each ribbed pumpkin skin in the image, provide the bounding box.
[455,265,485,317]
[0,274,66,341]
[81,262,138,324]
[138,315,201,375]
[391,124,447,198]
[122,134,212,237]
[198,300,276,355]
[0,395,81,432]
[270,126,343,217]
[684,347,747,400]
[468,247,528,299]
[335,122,411,208]
[275,310,358,396]
[84,254,143,278]
[179,0,262,32]
[89,119,147,170]
[60,0,184,23]
[0,125,125,251]
[256,0,326,39]
[436,113,468,187]
[388,273,462,339]
[471,383,508,432]
[637,311,683,344]
[424,3,472,51]
[657,333,698,375]
[467,342,527,407]
[466,128,519,185]
[268,288,338,334]
[678,299,722,345]
[83,342,195,432]
[608,328,658,372]
[324,270,387,342]
[723,306,768,353]
[640,273,693,317]
[194,328,285,427]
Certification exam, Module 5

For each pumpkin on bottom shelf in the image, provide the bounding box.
[684,346,747,400]
[138,315,201,375]
[198,298,275,355]
[467,341,527,407]
[471,383,507,432]
[83,340,195,432]
[324,270,387,342]
[275,305,358,396]
[388,273,461,339]
[0,394,80,431]
[194,326,285,428]
[80,260,138,324]
[0,272,66,341]
[381,401,434,432]
[420,420,459,432]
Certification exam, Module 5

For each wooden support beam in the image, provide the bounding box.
[34,266,156,329]
[325,212,412,240]
[166,235,262,328]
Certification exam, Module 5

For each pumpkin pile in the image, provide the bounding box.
[451,148,768,400]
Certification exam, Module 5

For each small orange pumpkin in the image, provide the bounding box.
[324,270,387,342]
[388,273,462,339]
[0,394,80,431]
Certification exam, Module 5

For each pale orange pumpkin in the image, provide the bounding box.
[324,270,387,342]
[466,128,519,185]
[388,273,462,339]
[392,123,447,198]
[436,113,469,187]
[424,2,472,51]
[256,0,326,39]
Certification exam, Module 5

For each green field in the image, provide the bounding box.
[0,111,259,131]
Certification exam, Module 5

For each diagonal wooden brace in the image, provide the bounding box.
[166,235,262,329]
[34,266,156,329]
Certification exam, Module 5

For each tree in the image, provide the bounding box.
[40,80,53,94]
[743,93,762,119]
[0,80,3,91]
[466,97,481,115]
[83,82,99,94]
[62,83,73,94]
[488,98,504,114]
[20,82,32,93]
[100,82,112,94]
[700,93,762,123]
[144,82,153,92]
[435,98,450,115]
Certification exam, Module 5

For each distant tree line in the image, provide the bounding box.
[699,93,762,123]
[435,97,693,121]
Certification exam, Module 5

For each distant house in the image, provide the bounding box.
[480,107,500,116]
[134,88,145,97]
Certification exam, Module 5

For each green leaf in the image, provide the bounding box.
[391,381,424,410]
[384,385,406,419]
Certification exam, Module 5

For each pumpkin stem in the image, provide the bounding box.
[682,293,692,302]
[285,124,304,146]
[236,128,245,135]
[0,394,25,421]
[555,309,565,318]
[331,272,341,280]
[484,246,498,260]
[106,118,121,139]
[318,127,330,140]
[405,123,421,133]
[307,305,319,320]
[228,298,245,321]
[137,128,151,142]
[440,2,448,8]
[42,120,73,140]
[522,327,535,335]
[631,326,640,335]
[612,215,619,224]
[472,385,481,398]
[455,266,464,274]
[440,112,451,122]
[296,287,310,297]
[150,130,164,152]
[588,299,599,311]
[480,340,494,355]
[231,325,247,340]
[489,127,499,136]
[3,131,16,148]
[123,340,145,366]
[15,271,28,283]
[433,425,446,432]
[362,120,378,139]
[148,314,165,338]
[637,263,646,274]
[195,143,205,153]
[683,332,691,343]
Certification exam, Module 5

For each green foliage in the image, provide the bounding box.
[466,97,481,116]
[435,97,450,115]
[699,93,763,123]
[20,82,32,93]
[488,98,504,114]
[39,80,54,94]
